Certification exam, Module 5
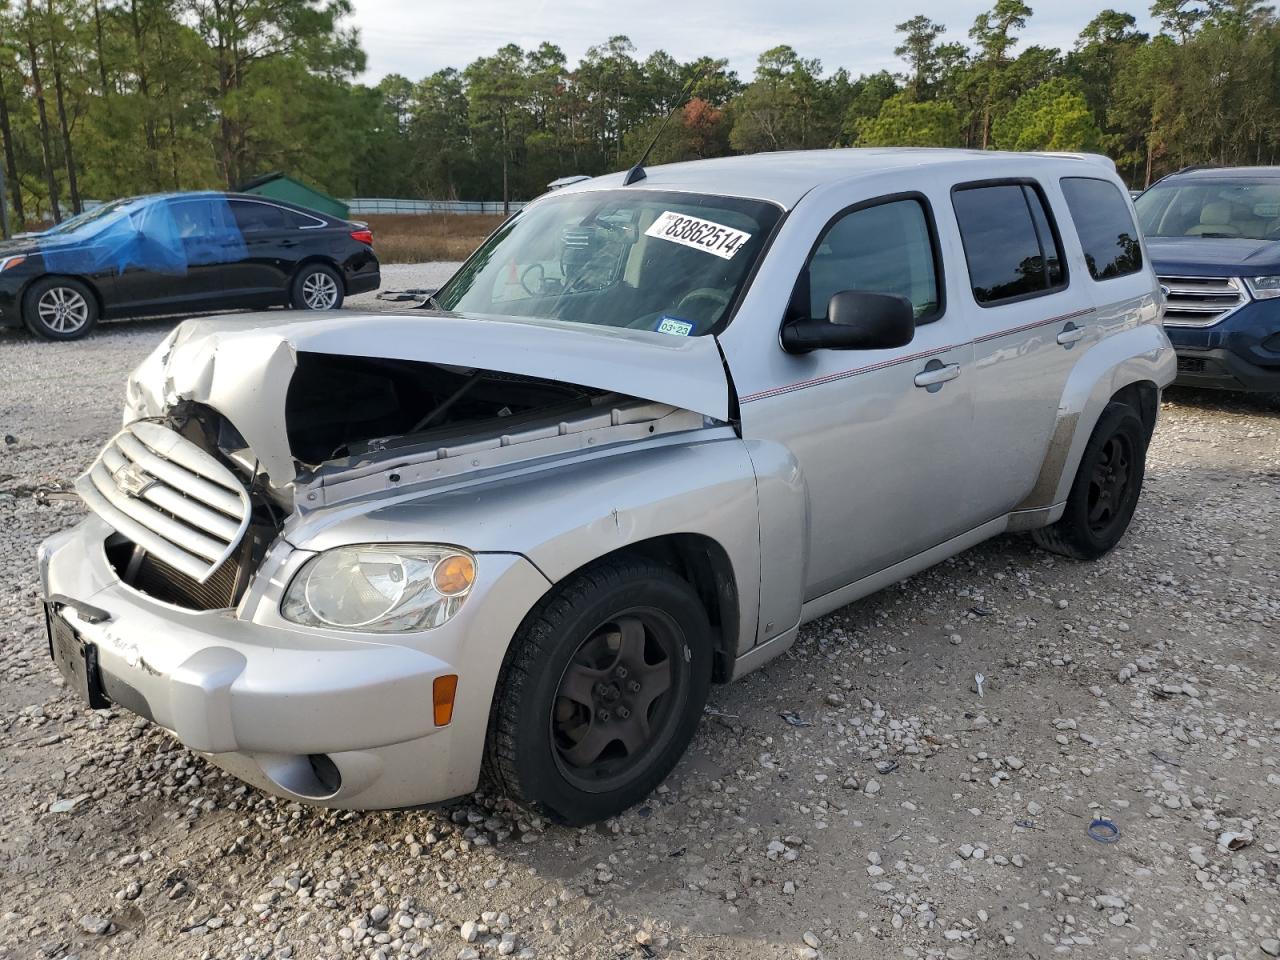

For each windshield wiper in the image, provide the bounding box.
[410,370,486,433]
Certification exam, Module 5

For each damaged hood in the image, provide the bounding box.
[126,310,732,487]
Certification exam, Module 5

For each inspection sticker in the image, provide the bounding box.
[645,211,752,260]
[656,315,694,336]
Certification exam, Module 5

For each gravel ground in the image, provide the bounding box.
[1,285,1278,960]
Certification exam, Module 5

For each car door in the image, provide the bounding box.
[225,199,302,300]
[733,193,978,604]
[102,198,203,312]
[110,197,245,312]
[949,178,1097,522]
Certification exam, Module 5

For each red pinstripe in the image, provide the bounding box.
[740,306,1097,404]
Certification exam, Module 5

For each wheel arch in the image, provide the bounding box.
[1016,324,1174,516]
[549,534,742,684]
[22,272,107,320]
[290,255,346,293]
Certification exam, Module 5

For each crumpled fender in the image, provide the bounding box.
[125,321,299,487]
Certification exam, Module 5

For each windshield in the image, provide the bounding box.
[1136,178,1280,240]
[41,197,142,237]
[434,189,783,336]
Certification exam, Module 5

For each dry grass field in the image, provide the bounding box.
[364,212,505,263]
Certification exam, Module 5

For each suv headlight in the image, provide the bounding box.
[1244,275,1280,299]
[281,544,475,632]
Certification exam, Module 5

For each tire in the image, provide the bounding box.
[22,276,99,340]
[290,263,344,310]
[485,556,713,825]
[1031,401,1148,561]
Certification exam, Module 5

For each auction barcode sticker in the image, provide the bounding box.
[645,211,752,260]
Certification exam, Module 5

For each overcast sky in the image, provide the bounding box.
[349,0,1162,84]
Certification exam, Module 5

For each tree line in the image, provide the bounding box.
[1,0,1278,230]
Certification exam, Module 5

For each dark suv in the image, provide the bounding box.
[0,191,380,340]
[1136,166,1280,392]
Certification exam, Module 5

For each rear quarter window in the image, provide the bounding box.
[1060,177,1143,280]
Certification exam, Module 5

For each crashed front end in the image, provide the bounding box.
[38,311,727,808]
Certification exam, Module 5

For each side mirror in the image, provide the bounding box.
[781,290,916,354]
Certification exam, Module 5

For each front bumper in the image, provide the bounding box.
[1165,298,1280,392]
[0,273,27,328]
[39,516,550,808]
[1169,345,1280,392]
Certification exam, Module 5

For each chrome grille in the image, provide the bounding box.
[1159,275,1246,327]
[76,421,251,583]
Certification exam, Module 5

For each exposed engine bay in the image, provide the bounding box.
[284,352,616,467]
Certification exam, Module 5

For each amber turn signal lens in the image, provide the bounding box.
[432,554,475,596]
[433,674,458,726]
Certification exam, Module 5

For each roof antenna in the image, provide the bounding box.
[622,65,710,186]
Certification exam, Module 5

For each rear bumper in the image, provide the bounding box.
[346,267,380,296]
[38,515,550,808]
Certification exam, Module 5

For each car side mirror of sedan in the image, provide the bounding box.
[781,290,916,354]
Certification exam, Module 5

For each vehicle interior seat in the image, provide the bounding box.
[1184,200,1242,237]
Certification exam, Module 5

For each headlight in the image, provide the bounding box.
[281,544,475,632]
[0,255,27,272]
[1244,275,1280,299]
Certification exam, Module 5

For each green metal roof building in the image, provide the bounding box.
[235,172,350,219]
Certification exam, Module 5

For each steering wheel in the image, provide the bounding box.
[519,262,546,297]
[676,287,731,317]
[563,253,618,295]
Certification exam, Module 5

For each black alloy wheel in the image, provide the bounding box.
[1032,400,1148,560]
[485,556,712,825]
[550,608,689,793]
[1086,432,1135,535]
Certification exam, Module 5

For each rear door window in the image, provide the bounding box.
[230,201,290,233]
[952,182,1066,305]
[1060,177,1143,280]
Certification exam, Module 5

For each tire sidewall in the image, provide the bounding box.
[23,277,99,341]
[509,568,712,824]
[1062,402,1147,555]
[291,263,344,310]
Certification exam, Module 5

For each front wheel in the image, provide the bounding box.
[1031,401,1148,560]
[485,557,712,825]
[23,276,99,340]
[290,263,344,310]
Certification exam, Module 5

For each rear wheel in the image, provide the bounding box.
[23,277,99,340]
[485,556,712,825]
[291,263,344,310]
[1031,401,1148,560]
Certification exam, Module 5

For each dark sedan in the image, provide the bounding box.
[0,191,380,340]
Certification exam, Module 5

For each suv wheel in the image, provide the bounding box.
[23,277,99,340]
[291,263,344,310]
[486,556,712,825]
[1032,401,1148,560]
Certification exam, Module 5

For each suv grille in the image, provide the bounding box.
[1159,275,1246,327]
[76,420,251,583]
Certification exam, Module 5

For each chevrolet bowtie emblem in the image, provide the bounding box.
[113,462,156,498]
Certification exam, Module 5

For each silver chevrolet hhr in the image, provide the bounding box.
[40,149,1175,824]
